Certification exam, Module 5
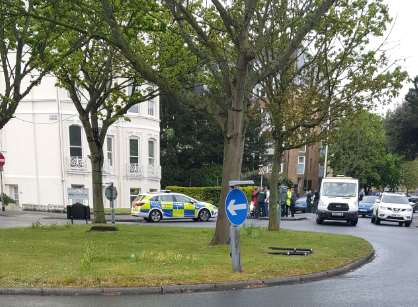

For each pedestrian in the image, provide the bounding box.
[306,190,312,213]
[256,187,267,218]
[313,190,320,213]
[290,186,298,217]
[250,187,259,218]
[265,187,270,217]
[251,187,258,218]
[285,187,292,217]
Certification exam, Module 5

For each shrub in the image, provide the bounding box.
[165,186,256,207]
[1,193,15,206]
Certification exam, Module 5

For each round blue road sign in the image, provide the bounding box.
[225,189,248,225]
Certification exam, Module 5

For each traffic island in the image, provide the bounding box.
[0,224,373,294]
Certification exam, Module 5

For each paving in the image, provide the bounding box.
[1,212,418,306]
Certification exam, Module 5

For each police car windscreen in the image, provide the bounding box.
[322,182,357,197]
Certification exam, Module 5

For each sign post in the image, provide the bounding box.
[105,183,118,224]
[0,153,5,212]
[225,185,249,272]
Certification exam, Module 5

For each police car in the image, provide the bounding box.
[131,191,218,223]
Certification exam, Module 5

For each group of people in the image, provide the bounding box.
[250,186,321,219]
[250,187,270,218]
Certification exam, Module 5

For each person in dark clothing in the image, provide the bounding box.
[290,187,298,217]
[313,190,320,213]
[306,190,313,213]
[256,187,267,218]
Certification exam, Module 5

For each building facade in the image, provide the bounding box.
[0,75,161,209]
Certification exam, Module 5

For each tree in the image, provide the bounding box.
[48,37,157,223]
[0,0,72,130]
[329,110,400,190]
[385,77,418,160]
[160,93,224,187]
[400,160,418,193]
[255,0,406,230]
[32,0,336,243]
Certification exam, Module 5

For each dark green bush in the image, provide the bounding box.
[1,193,15,206]
[166,186,256,207]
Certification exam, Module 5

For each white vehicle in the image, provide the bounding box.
[316,177,359,226]
[371,193,413,227]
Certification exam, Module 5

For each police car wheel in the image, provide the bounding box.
[149,210,162,223]
[198,209,211,222]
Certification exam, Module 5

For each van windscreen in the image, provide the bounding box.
[322,182,357,197]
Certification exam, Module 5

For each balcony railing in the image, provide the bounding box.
[296,163,305,175]
[66,156,87,172]
[127,163,144,177]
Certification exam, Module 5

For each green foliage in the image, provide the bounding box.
[329,110,401,189]
[166,186,256,207]
[385,77,418,160]
[401,160,418,192]
[1,193,15,206]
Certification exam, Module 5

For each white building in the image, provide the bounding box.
[0,75,161,209]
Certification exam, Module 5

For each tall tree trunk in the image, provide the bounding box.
[268,140,282,231]
[89,145,106,224]
[211,107,245,245]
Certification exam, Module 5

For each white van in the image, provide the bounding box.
[316,177,359,226]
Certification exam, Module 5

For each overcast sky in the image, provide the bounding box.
[379,0,417,114]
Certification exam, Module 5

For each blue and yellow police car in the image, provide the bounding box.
[131,191,218,222]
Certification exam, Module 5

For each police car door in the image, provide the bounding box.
[174,194,195,218]
[159,194,175,218]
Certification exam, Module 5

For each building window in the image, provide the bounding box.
[148,100,155,116]
[69,125,82,157]
[299,145,307,153]
[129,138,139,164]
[297,155,305,175]
[107,136,113,167]
[130,188,141,203]
[128,104,139,113]
[148,139,155,166]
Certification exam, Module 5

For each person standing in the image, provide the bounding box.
[306,190,312,213]
[285,187,292,217]
[290,187,298,217]
[265,187,270,217]
[257,187,267,218]
[251,187,259,218]
[313,190,320,213]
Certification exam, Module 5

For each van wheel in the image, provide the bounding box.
[371,216,375,224]
[198,209,211,222]
[316,217,323,225]
[351,219,358,226]
[405,221,412,227]
[149,210,162,223]
[375,217,381,225]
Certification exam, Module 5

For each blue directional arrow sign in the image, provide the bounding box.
[225,189,248,226]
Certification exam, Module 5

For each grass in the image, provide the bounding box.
[0,224,372,288]
[104,208,131,215]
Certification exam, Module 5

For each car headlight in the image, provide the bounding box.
[318,200,327,209]
[406,208,412,212]
[380,206,388,210]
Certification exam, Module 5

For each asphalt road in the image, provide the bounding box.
[1,212,418,307]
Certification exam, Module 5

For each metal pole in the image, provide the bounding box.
[111,182,115,224]
[230,224,241,272]
[0,169,4,212]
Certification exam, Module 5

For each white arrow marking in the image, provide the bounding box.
[227,199,247,216]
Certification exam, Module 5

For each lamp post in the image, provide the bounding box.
[0,153,5,212]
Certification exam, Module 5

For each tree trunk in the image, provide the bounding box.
[268,140,282,231]
[90,146,106,224]
[211,108,245,245]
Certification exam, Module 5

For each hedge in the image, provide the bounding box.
[165,186,256,207]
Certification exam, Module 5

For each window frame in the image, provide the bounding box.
[148,139,156,166]
[129,137,140,164]
[69,125,83,158]
[106,136,114,167]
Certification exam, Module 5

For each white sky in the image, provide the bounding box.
[379,0,417,114]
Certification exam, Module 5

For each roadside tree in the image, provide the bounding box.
[256,0,407,230]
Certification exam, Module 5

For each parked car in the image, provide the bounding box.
[371,193,413,227]
[358,195,378,217]
[131,191,218,223]
[408,195,418,213]
[295,196,307,213]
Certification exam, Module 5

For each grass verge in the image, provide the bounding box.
[104,208,131,215]
[0,224,372,288]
